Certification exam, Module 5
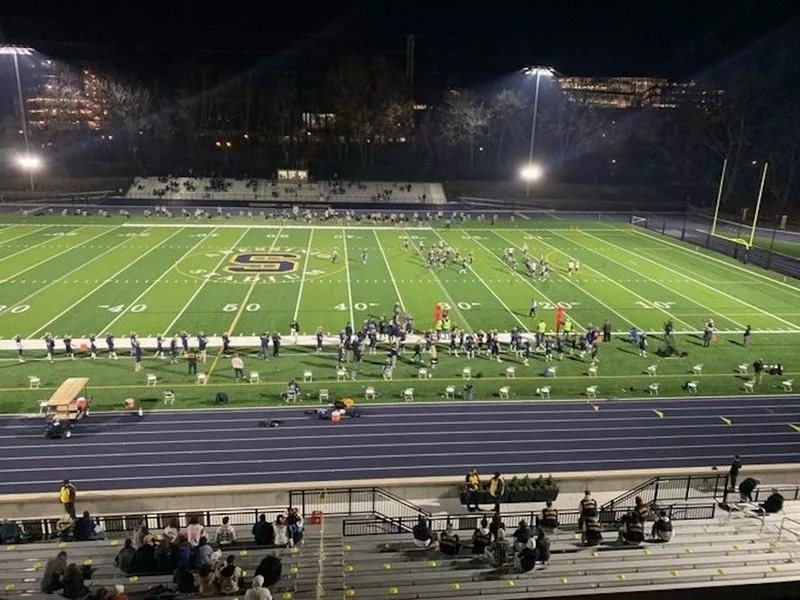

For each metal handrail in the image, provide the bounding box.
[601,474,727,510]
[777,515,800,542]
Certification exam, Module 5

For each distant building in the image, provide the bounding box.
[652,80,725,110]
[24,60,106,134]
[557,76,667,109]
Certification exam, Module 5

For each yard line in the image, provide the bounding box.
[292,228,314,321]
[430,229,530,332]
[0,227,132,317]
[341,228,356,326]
[458,231,584,330]
[97,227,213,333]
[631,227,800,294]
[28,228,182,337]
[372,229,405,311]
[584,230,796,330]
[492,230,637,329]
[0,225,99,280]
[0,225,49,246]
[161,228,252,336]
[205,228,283,383]
[556,231,707,330]
[406,229,473,330]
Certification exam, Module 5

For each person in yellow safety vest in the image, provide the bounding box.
[465,468,481,512]
[540,501,559,530]
[488,472,505,512]
[434,319,443,339]
[59,479,77,520]
[536,320,547,347]
[563,319,573,340]
[441,317,451,333]
[578,489,598,529]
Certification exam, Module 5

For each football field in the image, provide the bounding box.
[0,220,797,339]
[0,217,798,411]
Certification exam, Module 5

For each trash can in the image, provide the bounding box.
[463,385,474,401]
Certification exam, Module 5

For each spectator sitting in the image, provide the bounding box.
[214,517,237,547]
[489,512,505,540]
[110,584,128,600]
[74,511,97,541]
[195,536,214,568]
[56,517,74,541]
[739,477,761,503]
[618,513,645,545]
[0,519,26,544]
[514,540,537,573]
[154,536,176,574]
[217,555,243,595]
[471,518,492,555]
[759,491,785,514]
[535,528,551,565]
[273,516,289,547]
[244,575,273,600]
[132,518,148,549]
[89,586,108,600]
[633,496,650,521]
[253,514,275,546]
[255,555,282,588]
[540,501,559,531]
[176,534,192,567]
[195,563,218,597]
[485,527,511,568]
[129,535,156,574]
[651,511,673,542]
[512,519,532,552]
[186,515,206,547]
[40,551,68,593]
[61,563,90,600]
[113,539,136,574]
[582,516,603,547]
[438,525,461,556]
[162,518,179,543]
[173,562,197,594]
[412,515,433,548]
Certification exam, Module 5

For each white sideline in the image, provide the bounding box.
[122,222,435,230]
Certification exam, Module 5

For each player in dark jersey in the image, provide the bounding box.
[106,334,117,359]
[45,333,56,363]
[88,335,97,359]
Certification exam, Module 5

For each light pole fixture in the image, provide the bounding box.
[522,65,555,197]
[1,45,36,190]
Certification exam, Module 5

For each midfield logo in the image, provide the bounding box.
[226,252,301,273]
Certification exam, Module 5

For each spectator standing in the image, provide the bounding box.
[729,454,743,489]
[214,516,237,547]
[287,507,303,547]
[753,358,764,384]
[40,551,68,593]
[488,472,505,512]
[465,468,481,512]
[739,477,760,503]
[232,354,245,380]
[602,319,612,343]
[252,514,274,546]
[59,480,77,520]
[743,325,751,348]
[187,348,198,375]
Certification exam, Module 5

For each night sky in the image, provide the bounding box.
[1,0,800,89]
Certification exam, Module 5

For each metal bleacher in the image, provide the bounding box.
[125,177,447,205]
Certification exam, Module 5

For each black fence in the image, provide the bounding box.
[342,503,718,537]
[602,474,728,511]
[631,212,799,279]
[288,487,431,521]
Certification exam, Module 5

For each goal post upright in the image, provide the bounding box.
[710,158,727,238]
[747,161,769,249]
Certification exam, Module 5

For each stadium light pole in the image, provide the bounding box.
[1,46,35,190]
[522,66,555,197]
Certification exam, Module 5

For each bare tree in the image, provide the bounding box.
[442,89,488,171]
[487,89,524,174]
[96,76,153,166]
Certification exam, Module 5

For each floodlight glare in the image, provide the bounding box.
[520,163,543,182]
[15,154,43,171]
[0,46,34,56]
[522,65,555,77]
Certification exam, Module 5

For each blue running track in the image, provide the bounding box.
[0,396,798,493]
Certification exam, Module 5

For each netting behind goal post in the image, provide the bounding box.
[630,215,648,229]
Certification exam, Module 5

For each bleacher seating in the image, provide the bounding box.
[338,516,800,599]
[125,177,447,204]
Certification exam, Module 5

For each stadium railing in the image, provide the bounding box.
[288,487,431,522]
[601,474,728,511]
[341,502,718,536]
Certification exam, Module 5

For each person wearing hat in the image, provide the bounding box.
[244,575,272,600]
[59,480,77,520]
[438,524,461,556]
[729,455,743,489]
[465,468,481,512]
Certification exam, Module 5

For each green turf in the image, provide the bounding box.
[0,218,797,413]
